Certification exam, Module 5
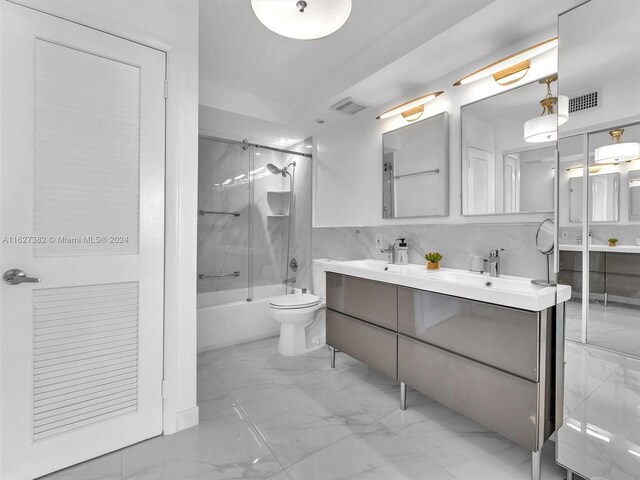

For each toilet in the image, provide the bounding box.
[269,259,329,356]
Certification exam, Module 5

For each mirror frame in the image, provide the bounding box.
[460,79,556,217]
[629,169,640,221]
[381,111,449,219]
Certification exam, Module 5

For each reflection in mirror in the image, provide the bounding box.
[629,170,640,221]
[568,173,620,223]
[461,81,556,215]
[532,218,556,287]
[382,112,448,218]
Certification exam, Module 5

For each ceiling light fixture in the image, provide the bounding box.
[251,0,352,40]
[454,37,558,87]
[376,91,444,123]
[524,75,568,143]
[594,129,640,163]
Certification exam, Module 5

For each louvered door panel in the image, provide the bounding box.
[34,39,140,256]
[33,283,139,441]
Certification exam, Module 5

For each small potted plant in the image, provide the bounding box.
[425,252,443,270]
[608,238,619,247]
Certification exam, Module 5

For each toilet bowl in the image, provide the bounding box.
[269,293,325,356]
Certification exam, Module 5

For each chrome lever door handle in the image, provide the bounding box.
[3,269,41,285]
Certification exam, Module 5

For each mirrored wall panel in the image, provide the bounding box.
[382,112,448,218]
[461,81,556,215]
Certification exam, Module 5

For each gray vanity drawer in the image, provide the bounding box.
[326,309,397,379]
[605,273,640,298]
[606,252,640,275]
[398,335,540,451]
[326,272,397,330]
[397,287,540,381]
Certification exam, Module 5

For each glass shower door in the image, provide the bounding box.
[197,137,250,301]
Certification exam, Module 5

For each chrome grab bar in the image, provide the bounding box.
[198,271,240,279]
[393,168,440,180]
[199,209,240,217]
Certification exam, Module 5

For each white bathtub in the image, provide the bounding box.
[197,284,300,351]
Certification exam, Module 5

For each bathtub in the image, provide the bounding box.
[197,284,300,351]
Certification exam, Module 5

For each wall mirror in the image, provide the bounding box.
[568,173,620,223]
[461,80,556,215]
[382,112,449,218]
[629,170,640,221]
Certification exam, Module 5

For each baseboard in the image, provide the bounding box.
[173,406,199,432]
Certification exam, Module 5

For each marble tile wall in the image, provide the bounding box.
[313,223,550,279]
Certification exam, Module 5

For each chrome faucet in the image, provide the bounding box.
[577,235,582,246]
[381,241,398,264]
[484,249,505,277]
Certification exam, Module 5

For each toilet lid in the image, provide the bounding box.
[270,293,321,309]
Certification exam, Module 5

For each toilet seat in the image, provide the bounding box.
[270,293,321,310]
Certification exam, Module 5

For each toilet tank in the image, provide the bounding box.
[311,259,333,300]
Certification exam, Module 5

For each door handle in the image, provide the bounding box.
[3,269,41,285]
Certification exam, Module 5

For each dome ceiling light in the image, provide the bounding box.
[376,91,444,123]
[594,129,640,164]
[251,0,352,40]
[454,37,558,87]
[524,75,569,143]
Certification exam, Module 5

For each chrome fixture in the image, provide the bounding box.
[283,277,296,284]
[484,249,505,277]
[267,161,297,177]
[289,257,298,272]
[199,209,240,217]
[577,234,582,246]
[3,269,40,285]
[198,271,240,279]
[393,168,440,180]
[381,241,398,264]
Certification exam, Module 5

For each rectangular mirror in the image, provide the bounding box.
[569,173,620,223]
[382,112,448,218]
[629,170,640,221]
[461,81,556,215]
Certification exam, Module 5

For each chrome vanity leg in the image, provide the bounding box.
[531,450,541,480]
[400,382,406,410]
[330,346,336,369]
[566,469,574,480]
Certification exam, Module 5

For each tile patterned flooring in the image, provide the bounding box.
[42,337,570,480]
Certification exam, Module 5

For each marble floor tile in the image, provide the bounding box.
[504,442,565,480]
[39,452,122,480]
[564,340,626,415]
[285,422,454,480]
[379,399,530,480]
[558,356,640,480]
[239,381,377,468]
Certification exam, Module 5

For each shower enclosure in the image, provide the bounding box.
[196,136,313,350]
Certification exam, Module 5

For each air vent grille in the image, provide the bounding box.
[569,91,598,113]
[331,97,370,116]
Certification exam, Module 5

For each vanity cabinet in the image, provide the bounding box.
[559,251,640,299]
[326,272,561,455]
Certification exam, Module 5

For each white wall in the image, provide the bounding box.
[6,0,200,434]
[314,27,558,228]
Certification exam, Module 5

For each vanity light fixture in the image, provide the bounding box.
[594,129,640,163]
[453,37,558,86]
[376,91,444,123]
[565,165,602,174]
[251,0,352,40]
[524,75,569,143]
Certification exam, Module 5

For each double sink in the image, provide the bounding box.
[318,258,571,312]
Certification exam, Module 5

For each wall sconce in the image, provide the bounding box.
[523,75,568,143]
[594,129,640,163]
[376,91,444,122]
[454,37,558,87]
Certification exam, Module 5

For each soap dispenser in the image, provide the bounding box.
[397,238,409,265]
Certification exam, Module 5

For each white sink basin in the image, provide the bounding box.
[315,258,571,311]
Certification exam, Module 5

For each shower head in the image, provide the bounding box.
[267,161,296,176]
[267,163,282,175]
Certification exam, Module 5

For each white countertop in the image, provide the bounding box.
[560,244,640,253]
[316,259,571,312]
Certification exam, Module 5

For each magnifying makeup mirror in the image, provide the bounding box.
[532,218,557,287]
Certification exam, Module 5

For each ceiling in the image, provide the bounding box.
[199,0,585,146]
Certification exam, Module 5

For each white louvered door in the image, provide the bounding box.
[0,4,166,479]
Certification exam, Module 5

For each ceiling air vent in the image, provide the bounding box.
[331,97,370,116]
[569,91,598,113]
